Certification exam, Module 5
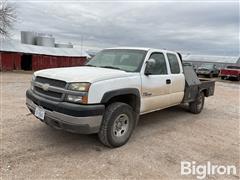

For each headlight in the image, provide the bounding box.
[66,82,90,104]
[67,82,90,92]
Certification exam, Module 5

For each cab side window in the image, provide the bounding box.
[167,53,180,74]
[149,53,168,75]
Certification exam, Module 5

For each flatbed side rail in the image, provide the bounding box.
[198,79,215,97]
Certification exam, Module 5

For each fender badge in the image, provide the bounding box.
[143,92,152,96]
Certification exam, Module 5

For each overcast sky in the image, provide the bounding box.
[8,0,239,56]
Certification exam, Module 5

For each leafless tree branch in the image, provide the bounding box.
[0,0,16,37]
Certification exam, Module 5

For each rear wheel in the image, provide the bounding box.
[98,102,136,148]
[221,76,225,80]
[189,92,205,114]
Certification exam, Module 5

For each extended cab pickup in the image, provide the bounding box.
[26,47,215,147]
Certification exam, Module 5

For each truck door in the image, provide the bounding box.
[140,52,172,113]
[166,53,185,105]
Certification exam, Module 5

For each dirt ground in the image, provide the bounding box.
[1,72,239,180]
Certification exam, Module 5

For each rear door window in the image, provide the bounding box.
[167,53,180,74]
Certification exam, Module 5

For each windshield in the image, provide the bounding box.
[86,49,147,72]
[200,63,214,68]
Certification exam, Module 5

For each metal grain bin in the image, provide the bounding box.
[36,36,55,47]
[21,31,36,45]
[55,43,73,48]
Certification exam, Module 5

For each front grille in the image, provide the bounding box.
[35,76,66,88]
[34,86,63,99]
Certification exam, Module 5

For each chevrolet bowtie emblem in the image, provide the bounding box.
[42,83,50,91]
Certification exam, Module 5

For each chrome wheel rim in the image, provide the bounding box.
[112,114,129,137]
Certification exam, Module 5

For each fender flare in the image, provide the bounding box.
[101,88,141,112]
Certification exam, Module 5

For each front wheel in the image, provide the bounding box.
[98,102,136,148]
[189,92,205,114]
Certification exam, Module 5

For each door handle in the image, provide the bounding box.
[166,79,171,84]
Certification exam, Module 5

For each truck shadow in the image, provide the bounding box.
[138,105,189,126]
[33,105,191,151]
[4,105,207,165]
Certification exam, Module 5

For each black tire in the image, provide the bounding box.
[221,76,225,80]
[98,102,136,148]
[189,92,205,114]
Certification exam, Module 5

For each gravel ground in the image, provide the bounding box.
[1,72,239,180]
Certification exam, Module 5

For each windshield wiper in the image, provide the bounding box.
[99,66,124,71]
[84,64,96,67]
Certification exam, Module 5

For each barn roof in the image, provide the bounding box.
[183,54,240,64]
[0,39,90,58]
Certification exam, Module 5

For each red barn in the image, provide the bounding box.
[0,39,89,71]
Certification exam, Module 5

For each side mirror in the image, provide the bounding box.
[144,58,156,75]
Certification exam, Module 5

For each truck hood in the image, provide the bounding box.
[34,66,136,83]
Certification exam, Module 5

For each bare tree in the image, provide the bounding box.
[0,0,16,37]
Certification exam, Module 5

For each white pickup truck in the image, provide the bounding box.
[26,47,215,147]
